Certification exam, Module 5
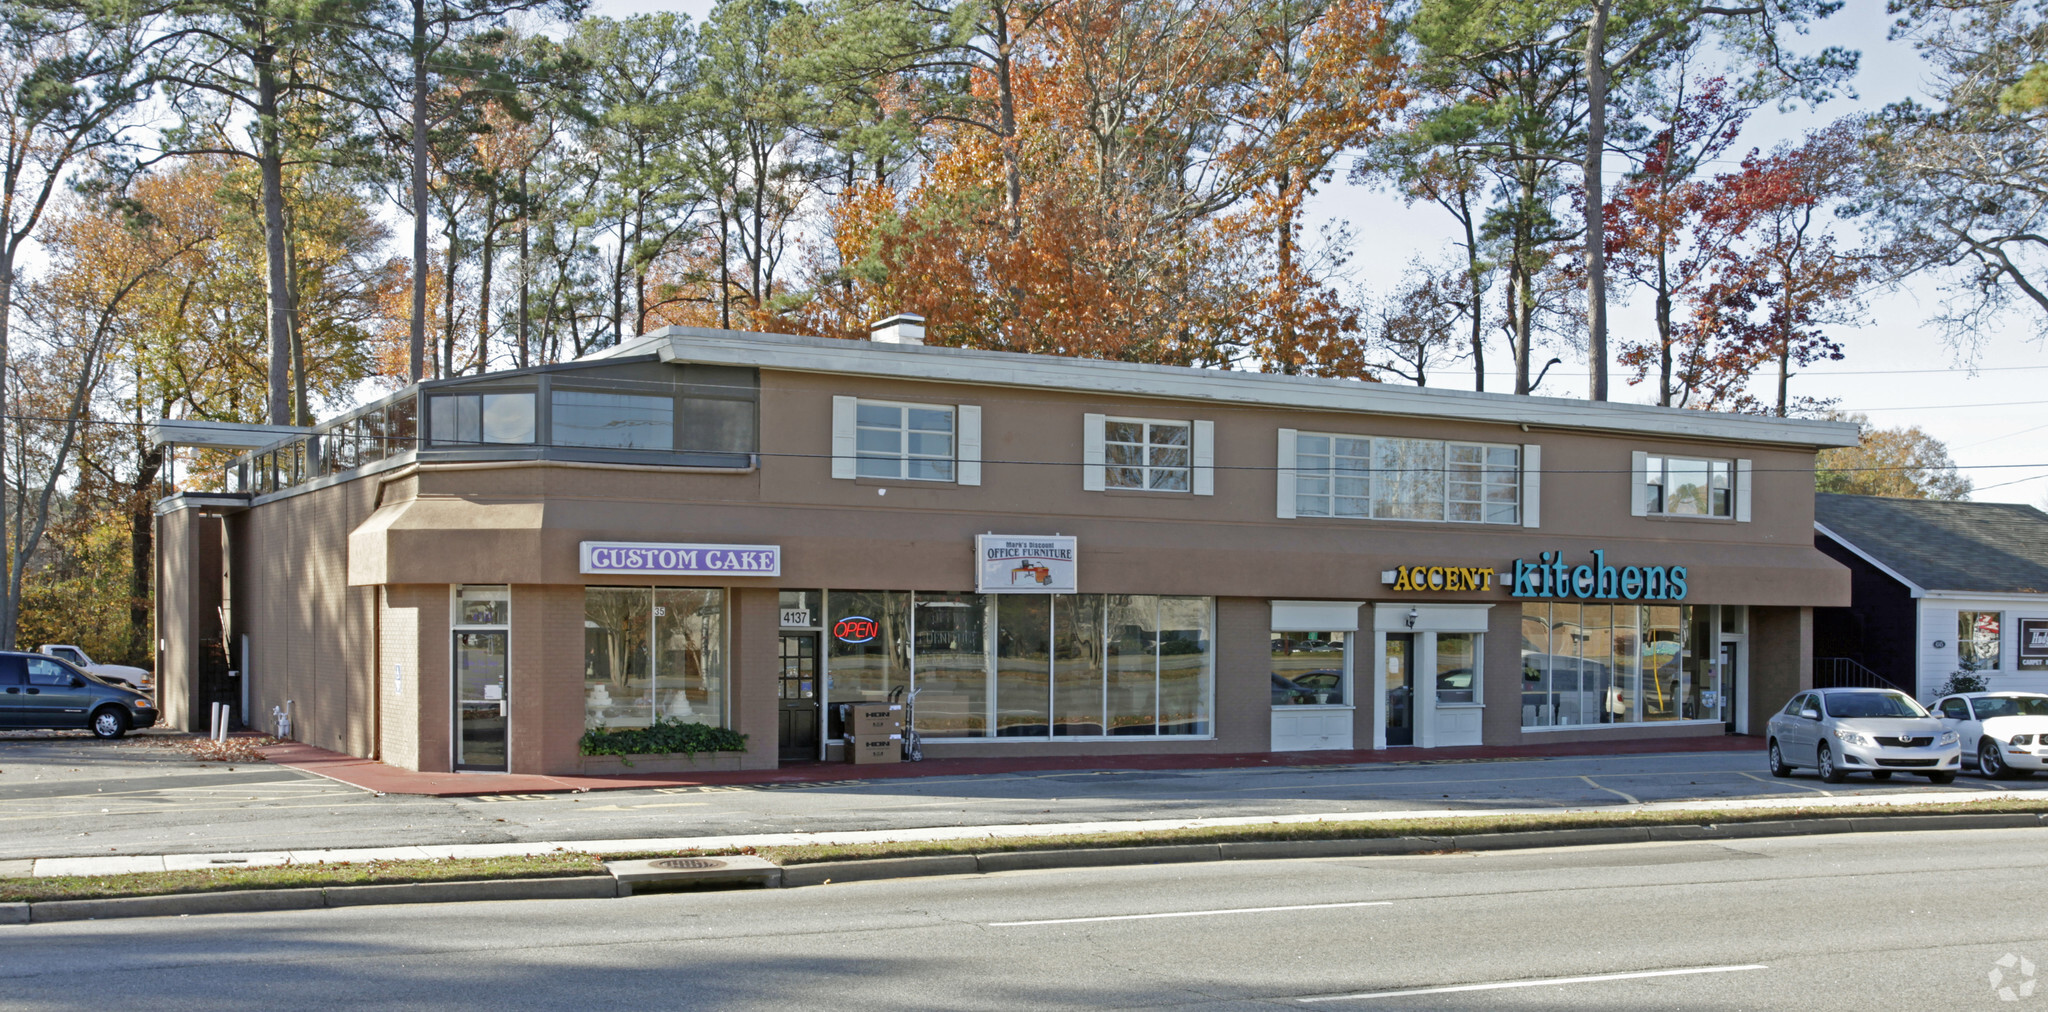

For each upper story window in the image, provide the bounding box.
[1645,455,1730,516]
[1290,432,1519,525]
[553,389,674,451]
[430,391,536,447]
[1083,414,1215,495]
[831,396,981,485]
[857,400,955,481]
[1107,418,1190,491]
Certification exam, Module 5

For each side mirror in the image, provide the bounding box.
[69,676,84,688]
[1799,708,1821,721]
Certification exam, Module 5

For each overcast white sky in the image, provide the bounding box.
[605,2,2048,501]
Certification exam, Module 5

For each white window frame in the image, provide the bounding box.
[1288,431,1521,525]
[1633,452,1748,520]
[1103,416,1194,492]
[831,397,979,485]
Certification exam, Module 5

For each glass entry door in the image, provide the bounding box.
[778,633,820,761]
[1385,633,1415,746]
[1715,641,1739,732]
[455,630,509,771]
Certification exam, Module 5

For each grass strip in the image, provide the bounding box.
[736,796,2048,864]
[11,796,2048,904]
[0,853,606,904]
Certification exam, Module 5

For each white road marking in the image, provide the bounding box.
[1298,964,1769,1002]
[1579,776,1639,804]
[988,900,1391,927]
[1737,770,1833,795]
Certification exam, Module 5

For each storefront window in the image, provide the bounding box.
[826,591,910,738]
[1157,597,1212,735]
[1522,602,1699,728]
[914,594,988,737]
[1106,596,1161,734]
[1435,632,1477,703]
[1961,611,2002,671]
[584,587,724,731]
[996,596,1053,736]
[1272,632,1346,705]
[1053,595,1106,735]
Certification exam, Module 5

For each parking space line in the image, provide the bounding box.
[1579,776,1639,804]
[1297,964,1769,1002]
[989,900,1391,927]
[1737,771,1832,795]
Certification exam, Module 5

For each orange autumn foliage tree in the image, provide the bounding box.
[798,0,1404,375]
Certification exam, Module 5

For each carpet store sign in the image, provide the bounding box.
[581,541,782,577]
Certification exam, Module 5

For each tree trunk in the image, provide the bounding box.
[1583,1,1611,402]
[1655,245,1673,407]
[286,216,310,425]
[992,5,1021,237]
[479,190,496,374]
[256,42,293,425]
[1459,188,1484,392]
[517,165,530,369]
[408,0,430,384]
[0,241,14,646]
[442,233,458,376]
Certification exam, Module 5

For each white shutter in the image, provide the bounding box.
[1521,443,1541,529]
[1192,420,1215,496]
[1082,413,1106,491]
[831,396,858,480]
[1630,450,1650,516]
[1735,457,1753,522]
[956,405,982,486]
[1276,428,1298,519]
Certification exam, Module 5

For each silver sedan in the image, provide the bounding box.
[1767,687,1961,784]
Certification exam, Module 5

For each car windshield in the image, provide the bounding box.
[1825,692,1927,719]
[1973,696,2048,719]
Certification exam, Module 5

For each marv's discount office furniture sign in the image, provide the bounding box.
[977,535,1077,594]
[580,541,781,577]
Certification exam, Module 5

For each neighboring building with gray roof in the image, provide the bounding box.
[1814,493,2048,698]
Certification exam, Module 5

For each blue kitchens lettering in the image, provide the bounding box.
[1510,550,1687,602]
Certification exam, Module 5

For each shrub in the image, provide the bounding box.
[580,718,748,760]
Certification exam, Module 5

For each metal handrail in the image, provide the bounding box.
[1814,657,1895,689]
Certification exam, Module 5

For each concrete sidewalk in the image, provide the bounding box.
[262,733,1766,796]
[7,785,2031,881]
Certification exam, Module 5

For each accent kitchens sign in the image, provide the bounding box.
[580,541,781,577]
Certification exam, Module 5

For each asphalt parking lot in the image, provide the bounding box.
[3,729,2041,860]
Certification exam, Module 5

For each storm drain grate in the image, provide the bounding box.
[648,858,726,871]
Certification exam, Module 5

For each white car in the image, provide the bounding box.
[1932,691,2048,779]
[36,644,152,694]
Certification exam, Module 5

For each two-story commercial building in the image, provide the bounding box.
[151,320,1858,775]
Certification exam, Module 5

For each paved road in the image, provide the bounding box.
[3,730,2043,860]
[5,826,2043,1009]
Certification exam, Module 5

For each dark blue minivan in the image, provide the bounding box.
[0,651,158,738]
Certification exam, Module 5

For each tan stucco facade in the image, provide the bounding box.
[156,339,1851,775]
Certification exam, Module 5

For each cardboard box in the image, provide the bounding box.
[847,735,900,764]
[844,702,904,737]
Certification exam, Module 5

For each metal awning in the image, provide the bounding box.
[148,419,311,450]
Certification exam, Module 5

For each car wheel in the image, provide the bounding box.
[1870,771,1893,780]
[89,707,129,740]
[1768,740,1792,777]
[1926,771,1957,784]
[1817,743,1847,783]
[1980,738,2010,779]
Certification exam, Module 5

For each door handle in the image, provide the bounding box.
[3,687,16,693]
[24,688,38,695]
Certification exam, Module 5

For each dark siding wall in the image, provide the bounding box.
[1813,535,1916,690]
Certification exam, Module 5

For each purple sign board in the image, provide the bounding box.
[579,541,781,577]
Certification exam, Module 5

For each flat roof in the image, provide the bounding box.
[606,327,1861,450]
[149,419,313,450]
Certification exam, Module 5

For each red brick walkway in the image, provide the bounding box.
[259,734,1765,798]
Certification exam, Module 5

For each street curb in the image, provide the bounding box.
[8,813,2046,920]
[17,876,614,924]
[774,811,2048,888]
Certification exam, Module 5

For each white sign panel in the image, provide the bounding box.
[580,541,782,577]
[780,608,812,628]
[976,535,1077,594]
